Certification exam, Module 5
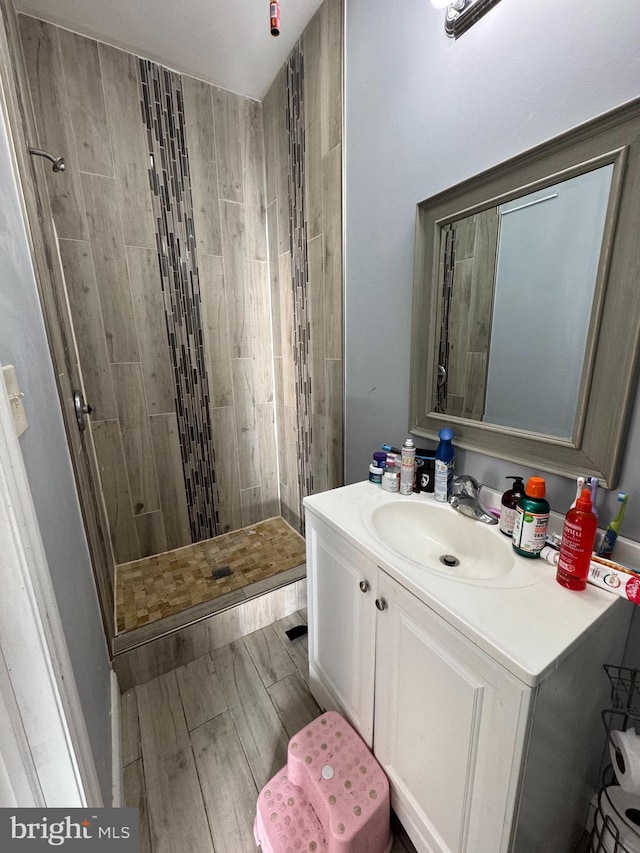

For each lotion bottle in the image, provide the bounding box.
[512,477,550,558]
[499,476,526,537]
[556,488,598,591]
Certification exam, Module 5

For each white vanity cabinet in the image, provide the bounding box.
[307,511,529,852]
[305,490,633,853]
[306,508,377,745]
[373,569,530,853]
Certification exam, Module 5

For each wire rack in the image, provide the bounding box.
[605,666,640,718]
[591,787,640,853]
[602,666,640,767]
[590,667,640,852]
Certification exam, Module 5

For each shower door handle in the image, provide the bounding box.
[73,389,93,431]
[28,146,65,173]
[437,364,447,388]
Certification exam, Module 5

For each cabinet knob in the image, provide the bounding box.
[359,580,370,593]
[375,597,388,611]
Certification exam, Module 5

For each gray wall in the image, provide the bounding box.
[345,0,640,540]
[0,108,111,801]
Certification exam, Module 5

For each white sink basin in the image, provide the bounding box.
[363,497,545,587]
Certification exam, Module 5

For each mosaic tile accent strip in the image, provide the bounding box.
[286,45,313,523]
[139,58,221,541]
[436,224,455,413]
[115,517,306,633]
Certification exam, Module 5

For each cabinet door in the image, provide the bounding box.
[306,512,377,745]
[374,570,531,853]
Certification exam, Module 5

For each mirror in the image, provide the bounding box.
[435,164,614,437]
[410,99,640,488]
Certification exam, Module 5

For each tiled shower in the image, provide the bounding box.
[436,208,497,420]
[18,0,343,587]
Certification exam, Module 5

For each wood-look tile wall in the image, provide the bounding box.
[138,59,221,543]
[263,0,344,530]
[436,208,498,421]
[18,16,278,562]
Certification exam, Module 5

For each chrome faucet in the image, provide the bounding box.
[449,475,498,525]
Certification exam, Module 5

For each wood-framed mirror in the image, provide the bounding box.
[410,98,640,488]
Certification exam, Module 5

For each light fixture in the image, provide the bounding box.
[444,0,502,38]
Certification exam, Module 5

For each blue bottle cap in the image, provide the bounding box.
[438,427,453,441]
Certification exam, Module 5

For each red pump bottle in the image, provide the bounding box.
[556,487,598,591]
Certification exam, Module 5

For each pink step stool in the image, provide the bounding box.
[254,710,392,853]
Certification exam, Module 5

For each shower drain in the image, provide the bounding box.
[440,554,460,568]
[211,565,233,580]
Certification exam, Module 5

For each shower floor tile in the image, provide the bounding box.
[115,517,306,634]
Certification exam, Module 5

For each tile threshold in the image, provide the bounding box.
[113,563,306,655]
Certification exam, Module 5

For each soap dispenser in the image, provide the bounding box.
[499,476,526,537]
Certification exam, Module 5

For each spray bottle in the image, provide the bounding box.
[434,428,454,502]
[556,488,599,591]
[400,437,416,496]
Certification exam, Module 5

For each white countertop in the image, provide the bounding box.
[303,481,636,687]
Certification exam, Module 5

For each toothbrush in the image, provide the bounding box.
[569,476,585,510]
[597,492,629,558]
[586,476,599,519]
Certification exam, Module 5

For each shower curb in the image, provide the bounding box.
[112,573,306,692]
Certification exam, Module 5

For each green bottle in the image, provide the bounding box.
[511,476,550,558]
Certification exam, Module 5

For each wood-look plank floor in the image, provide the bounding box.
[123,609,416,852]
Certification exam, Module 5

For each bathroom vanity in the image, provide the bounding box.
[304,482,634,853]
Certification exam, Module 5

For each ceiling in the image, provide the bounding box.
[14,0,326,100]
